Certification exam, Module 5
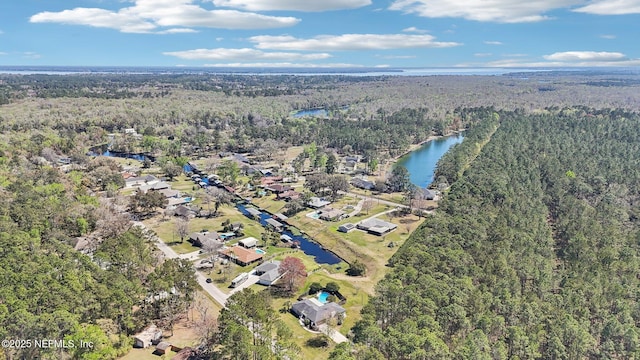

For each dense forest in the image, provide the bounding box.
[2,72,640,359]
[0,154,196,359]
[347,107,640,359]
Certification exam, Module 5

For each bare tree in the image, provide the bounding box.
[361,199,375,215]
[176,217,189,243]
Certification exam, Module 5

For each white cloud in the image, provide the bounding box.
[543,51,626,61]
[30,7,157,33]
[30,0,300,33]
[600,34,616,39]
[402,26,428,33]
[212,0,371,11]
[202,62,379,68]
[574,0,640,15]
[23,52,42,59]
[157,28,199,34]
[474,53,493,57]
[376,54,417,59]
[485,50,640,67]
[164,48,332,61]
[484,41,503,45]
[0,52,7,56]
[389,0,581,23]
[250,34,461,51]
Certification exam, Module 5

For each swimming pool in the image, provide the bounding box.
[306,211,320,219]
[255,249,266,254]
[317,291,330,304]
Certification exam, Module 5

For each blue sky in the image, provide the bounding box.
[1,0,639,68]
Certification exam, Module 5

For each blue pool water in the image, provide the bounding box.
[256,249,266,254]
[318,291,330,304]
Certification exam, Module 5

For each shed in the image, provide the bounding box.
[245,207,262,218]
[133,325,162,348]
[265,218,284,231]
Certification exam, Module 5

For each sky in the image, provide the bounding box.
[0,0,639,68]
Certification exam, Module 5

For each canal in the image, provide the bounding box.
[236,204,342,265]
[395,132,465,188]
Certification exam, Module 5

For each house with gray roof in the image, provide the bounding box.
[291,299,346,329]
[254,261,282,286]
[357,218,398,236]
[307,197,331,209]
[244,207,262,218]
[265,218,284,231]
[189,231,220,247]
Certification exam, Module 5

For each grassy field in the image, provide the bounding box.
[138,177,426,360]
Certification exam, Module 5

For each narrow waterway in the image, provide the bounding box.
[396,133,465,188]
[236,204,342,265]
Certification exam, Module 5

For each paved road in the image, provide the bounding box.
[133,222,230,307]
[135,222,350,345]
[229,274,260,295]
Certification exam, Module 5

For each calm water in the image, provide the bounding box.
[293,108,328,118]
[236,204,342,265]
[396,133,465,188]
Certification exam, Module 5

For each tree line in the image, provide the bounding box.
[342,107,640,359]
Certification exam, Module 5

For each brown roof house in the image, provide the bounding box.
[219,246,264,266]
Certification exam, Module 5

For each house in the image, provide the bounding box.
[125,174,159,188]
[219,246,264,266]
[318,208,346,221]
[350,177,375,191]
[417,188,437,200]
[233,153,251,164]
[239,237,258,248]
[173,205,193,218]
[307,197,331,209]
[277,190,301,201]
[260,176,283,186]
[167,197,191,208]
[189,231,220,247]
[133,325,162,348]
[291,299,346,329]
[357,218,398,236]
[157,188,180,198]
[265,184,293,194]
[338,223,356,233]
[254,261,282,286]
[139,181,171,193]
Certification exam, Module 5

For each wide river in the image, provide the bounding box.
[396,133,465,188]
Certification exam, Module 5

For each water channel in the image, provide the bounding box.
[395,132,465,188]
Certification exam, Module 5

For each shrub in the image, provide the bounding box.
[325,281,340,294]
[309,282,323,295]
